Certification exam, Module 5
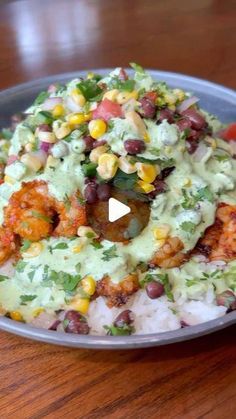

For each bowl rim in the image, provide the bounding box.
[0,69,236,349]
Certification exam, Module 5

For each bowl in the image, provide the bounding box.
[0,69,236,348]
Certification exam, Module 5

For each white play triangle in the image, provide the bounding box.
[108,197,131,222]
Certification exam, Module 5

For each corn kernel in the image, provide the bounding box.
[103,89,119,102]
[10,311,23,322]
[137,180,155,193]
[25,142,34,152]
[117,90,138,104]
[68,113,86,126]
[143,132,150,143]
[4,175,15,185]
[89,144,108,163]
[118,156,137,174]
[88,119,107,139]
[72,244,84,253]
[87,72,95,79]
[183,178,192,187]
[83,112,92,122]
[33,307,45,318]
[173,88,185,101]
[77,226,98,238]
[52,104,65,118]
[164,92,177,106]
[153,224,170,240]
[71,297,90,314]
[54,123,71,140]
[71,89,86,107]
[81,276,96,296]
[22,242,44,258]
[136,162,159,183]
[97,153,119,180]
[20,153,42,172]
[38,130,57,144]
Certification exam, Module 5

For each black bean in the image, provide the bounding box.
[159,166,175,180]
[139,97,156,119]
[114,310,134,327]
[97,183,112,201]
[148,180,167,198]
[181,109,206,130]
[146,281,164,299]
[124,139,146,155]
[83,136,94,152]
[157,108,174,124]
[216,290,236,309]
[84,183,98,204]
[64,310,90,335]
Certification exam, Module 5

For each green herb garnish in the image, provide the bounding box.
[180,221,196,234]
[0,275,9,282]
[77,79,103,101]
[82,162,97,177]
[20,294,37,304]
[20,239,32,252]
[15,260,27,273]
[104,324,134,336]
[49,242,69,253]
[90,240,103,250]
[113,170,138,190]
[48,270,82,292]
[102,245,118,261]
[33,91,50,105]
[31,210,52,223]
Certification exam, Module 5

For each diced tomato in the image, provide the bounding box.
[220,123,236,141]
[144,91,158,103]
[92,98,123,122]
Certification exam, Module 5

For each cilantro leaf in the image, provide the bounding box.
[108,77,135,92]
[197,186,214,203]
[31,210,52,223]
[0,275,9,282]
[102,245,118,261]
[130,62,145,74]
[180,221,196,234]
[48,270,82,292]
[82,162,97,177]
[157,273,174,302]
[33,91,50,106]
[49,243,69,253]
[104,324,134,336]
[15,260,27,273]
[113,169,138,190]
[77,79,103,101]
[90,240,103,250]
[20,294,37,304]
[20,239,32,252]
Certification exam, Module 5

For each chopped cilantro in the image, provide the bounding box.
[108,77,135,92]
[181,186,214,209]
[33,91,50,105]
[215,154,230,162]
[158,273,174,302]
[90,240,103,250]
[130,62,145,74]
[34,110,54,125]
[48,270,82,292]
[31,210,52,223]
[49,242,69,253]
[0,128,13,140]
[15,260,27,273]
[104,324,134,336]
[102,245,118,261]
[28,270,36,281]
[180,221,196,234]
[0,274,9,282]
[77,79,103,101]
[20,294,37,304]
[75,262,81,273]
[113,170,138,190]
[186,279,199,287]
[20,239,32,252]
[82,162,97,177]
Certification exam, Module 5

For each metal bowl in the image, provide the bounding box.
[0,69,236,349]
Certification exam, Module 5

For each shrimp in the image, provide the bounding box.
[96,273,139,307]
[4,180,87,242]
[149,236,186,268]
[197,203,236,261]
[0,226,16,264]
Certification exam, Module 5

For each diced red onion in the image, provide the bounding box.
[7,155,18,166]
[41,97,62,111]
[177,96,199,113]
[65,96,82,112]
[31,312,57,329]
[40,141,52,153]
[47,84,57,94]
[192,142,209,162]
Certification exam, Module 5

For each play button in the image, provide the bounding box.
[108,197,131,222]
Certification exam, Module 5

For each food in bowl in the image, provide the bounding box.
[0,64,235,336]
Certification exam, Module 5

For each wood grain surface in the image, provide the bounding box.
[0,0,236,418]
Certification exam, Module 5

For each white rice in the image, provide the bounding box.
[88,289,227,335]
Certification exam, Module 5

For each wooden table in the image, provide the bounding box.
[0,0,236,417]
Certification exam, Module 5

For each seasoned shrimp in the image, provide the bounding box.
[149,236,186,268]
[96,273,139,307]
[4,180,87,242]
[197,203,236,261]
[0,226,16,264]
